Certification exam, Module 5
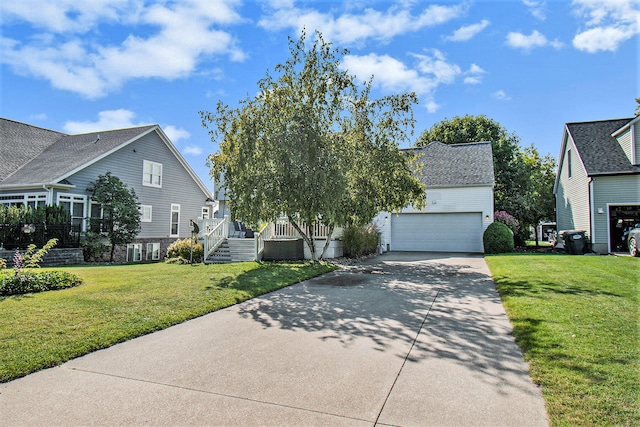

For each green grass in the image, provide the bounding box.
[486,254,639,426]
[0,261,335,383]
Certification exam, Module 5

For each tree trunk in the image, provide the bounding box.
[287,216,315,262]
[319,225,334,260]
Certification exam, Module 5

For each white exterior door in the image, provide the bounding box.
[390,213,484,252]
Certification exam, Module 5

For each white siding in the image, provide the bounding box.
[555,135,591,235]
[377,185,493,252]
[592,174,640,252]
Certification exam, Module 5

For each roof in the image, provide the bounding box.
[0,118,212,198]
[409,141,495,187]
[0,118,64,182]
[2,122,157,186]
[565,117,640,175]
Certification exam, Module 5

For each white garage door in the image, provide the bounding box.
[390,213,483,253]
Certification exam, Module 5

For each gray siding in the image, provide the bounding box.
[592,175,640,249]
[556,135,591,235]
[616,127,633,165]
[58,131,210,239]
[635,124,640,165]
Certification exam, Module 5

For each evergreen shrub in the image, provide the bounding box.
[483,221,514,254]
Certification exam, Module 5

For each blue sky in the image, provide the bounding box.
[1,0,638,189]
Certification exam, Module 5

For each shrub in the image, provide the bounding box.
[483,221,514,254]
[81,232,108,262]
[166,238,203,263]
[494,211,520,235]
[342,225,380,258]
[0,270,82,296]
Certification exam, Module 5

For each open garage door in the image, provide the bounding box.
[390,212,484,253]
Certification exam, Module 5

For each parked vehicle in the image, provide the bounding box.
[626,226,640,257]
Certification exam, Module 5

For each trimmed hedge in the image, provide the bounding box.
[483,221,514,254]
[0,270,82,296]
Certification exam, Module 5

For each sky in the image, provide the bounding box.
[1,0,638,190]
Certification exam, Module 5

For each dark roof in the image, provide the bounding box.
[566,118,640,175]
[0,118,64,181]
[1,118,156,185]
[410,141,495,187]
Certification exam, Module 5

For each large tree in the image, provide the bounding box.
[514,145,557,245]
[200,30,424,260]
[415,114,525,215]
[89,172,141,262]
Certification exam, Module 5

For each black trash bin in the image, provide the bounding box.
[562,230,587,255]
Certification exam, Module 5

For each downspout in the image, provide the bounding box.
[588,177,596,252]
[43,184,54,205]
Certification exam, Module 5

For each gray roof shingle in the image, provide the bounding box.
[409,141,495,187]
[566,118,640,175]
[1,119,156,186]
[0,119,64,182]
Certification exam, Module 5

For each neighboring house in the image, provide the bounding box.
[553,117,640,253]
[0,118,214,262]
[375,141,495,253]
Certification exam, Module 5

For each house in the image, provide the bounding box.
[375,141,495,253]
[553,117,640,253]
[0,118,214,262]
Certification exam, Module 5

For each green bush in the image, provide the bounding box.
[343,225,380,258]
[0,270,82,296]
[483,221,514,254]
[166,238,203,263]
[81,232,108,262]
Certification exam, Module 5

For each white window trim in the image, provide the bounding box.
[57,194,87,231]
[146,243,160,261]
[126,243,142,262]
[201,206,210,219]
[143,160,163,188]
[170,204,180,237]
[140,205,153,223]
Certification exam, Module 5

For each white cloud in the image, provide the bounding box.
[29,113,48,121]
[492,90,511,101]
[0,0,246,98]
[62,109,148,133]
[444,20,490,42]
[163,125,191,143]
[571,0,640,53]
[342,49,462,112]
[183,145,204,156]
[506,30,563,51]
[463,64,486,84]
[259,2,467,45]
[523,0,547,21]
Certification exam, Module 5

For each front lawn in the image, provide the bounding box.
[486,254,639,426]
[0,261,335,383]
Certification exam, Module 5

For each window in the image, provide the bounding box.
[0,193,47,207]
[127,244,142,262]
[140,205,153,222]
[58,194,86,230]
[143,160,163,188]
[170,204,180,236]
[201,207,210,219]
[567,149,572,178]
[146,243,160,261]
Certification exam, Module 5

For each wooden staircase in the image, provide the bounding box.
[205,238,255,264]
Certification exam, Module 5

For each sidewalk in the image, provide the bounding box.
[0,252,548,426]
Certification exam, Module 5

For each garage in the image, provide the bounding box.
[390,212,484,253]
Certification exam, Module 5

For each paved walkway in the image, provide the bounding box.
[0,252,548,426]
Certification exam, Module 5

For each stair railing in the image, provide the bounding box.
[204,216,229,260]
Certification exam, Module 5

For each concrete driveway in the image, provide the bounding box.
[0,252,548,426]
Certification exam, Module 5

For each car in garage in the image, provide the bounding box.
[626,226,640,257]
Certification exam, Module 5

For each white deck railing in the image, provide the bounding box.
[274,217,336,239]
[203,216,229,260]
[254,223,275,261]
